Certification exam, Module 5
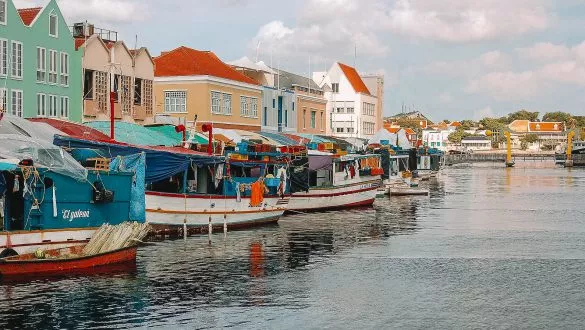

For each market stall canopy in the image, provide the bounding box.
[0,115,65,142]
[85,121,178,147]
[368,129,412,149]
[29,118,110,141]
[259,132,300,146]
[144,124,209,145]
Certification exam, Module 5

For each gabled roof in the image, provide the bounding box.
[228,56,275,73]
[273,68,323,91]
[130,47,155,64]
[450,121,462,127]
[385,127,401,134]
[404,128,416,135]
[18,7,42,26]
[337,63,371,95]
[154,46,259,85]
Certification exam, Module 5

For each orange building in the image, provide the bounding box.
[153,47,263,131]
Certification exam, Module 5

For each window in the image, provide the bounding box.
[211,91,221,114]
[251,97,258,118]
[347,107,354,113]
[0,0,6,25]
[311,111,316,128]
[347,127,355,134]
[133,78,142,105]
[362,102,375,116]
[60,52,69,86]
[11,90,22,117]
[164,91,187,113]
[222,93,231,115]
[37,93,46,116]
[272,98,275,108]
[112,74,120,101]
[121,76,132,115]
[48,50,57,84]
[263,107,267,126]
[0,39,6,76]
[303,109,307,129]
[95,71,108,112]
[336,107,344,113]
[49,13,58,37]
[37,47,46,82]
[332,83,339,93]
[84,69,94,99]
[60,96,69,118]
[144,80,153,115]
[240,96,248,116]
[320,112,324,131]
[48,95,57,117]
[11,41,23,79]
[336,127,344,133]
[0,88,5,113]
[292,102,295,111]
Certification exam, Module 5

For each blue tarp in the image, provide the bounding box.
[54,135,222,184]
[110,153,146,221]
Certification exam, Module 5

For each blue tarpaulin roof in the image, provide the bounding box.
[54,135,222,184]
[85,121,178,147]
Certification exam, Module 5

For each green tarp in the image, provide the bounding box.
[85,122,179,147]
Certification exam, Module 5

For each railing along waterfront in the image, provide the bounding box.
[444,153,556,166]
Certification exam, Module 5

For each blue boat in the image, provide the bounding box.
[0,133,145,257]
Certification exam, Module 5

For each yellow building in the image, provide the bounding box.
[153,46,262,131]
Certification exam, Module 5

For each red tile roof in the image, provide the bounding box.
[529,122,563,132]
[154,46,259,85]
[74,38,86,50]
[384,126,401,134]
[450,121,462,127]
[404,128,416,135]
[338,63,371,95]
[18,7,42,26]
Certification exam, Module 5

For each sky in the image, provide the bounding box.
[14,0,585,121]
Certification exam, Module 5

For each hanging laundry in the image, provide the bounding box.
[215,163,224,188]
[235,182,242,202]
[250,180,265,207]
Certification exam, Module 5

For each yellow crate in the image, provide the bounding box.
[323,142,334,150]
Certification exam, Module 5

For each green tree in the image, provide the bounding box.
[479,118,506,132]
[507,110,540,122]
[443,119,451,124]
[542,111,572,123]
[448,128,472,144]
[523,133,539,144]
[460,120,477,130]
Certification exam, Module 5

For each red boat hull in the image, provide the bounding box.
[0,245,137,278]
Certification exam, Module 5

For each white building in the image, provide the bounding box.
[461,136,492,151]
[422,129,451,151]
[313,63,378,139]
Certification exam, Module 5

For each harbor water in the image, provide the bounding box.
[2,165,585,329]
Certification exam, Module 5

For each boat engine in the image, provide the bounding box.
[92,181,114,203]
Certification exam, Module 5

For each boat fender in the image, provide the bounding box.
[0,248,18,258]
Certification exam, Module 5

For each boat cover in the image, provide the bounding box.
[54,135,222,184]
[29,118,110,141]
[0,134,88,181]
[110,153,146,221]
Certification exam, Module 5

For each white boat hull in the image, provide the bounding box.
[0,228,96,256]
[145,192,288,233]
[288,179,380,212]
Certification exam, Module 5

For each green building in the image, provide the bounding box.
[0,0,82,122]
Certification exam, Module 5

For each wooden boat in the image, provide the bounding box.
[287,152,383,212]
[387,180,429,196]
[0,244,137,278]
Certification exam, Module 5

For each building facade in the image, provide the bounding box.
[313,62,378,139]
[229,58,300,133]
[74,24,154,123]
[0,0,82,121]
[154,47,262,131]
[361,74,384,133]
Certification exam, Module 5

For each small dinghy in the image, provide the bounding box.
[387,180,429,197]
[0,222,150,279]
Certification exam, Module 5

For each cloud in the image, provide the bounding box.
[13,0,150,24]
[384,0,551,42]
[474,106,496,120]
[423,50,512,77]
[515,40,585,62]
[439,92,453,103]
[465,71,545,101]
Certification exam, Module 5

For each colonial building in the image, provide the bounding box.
[229,57,297,133]
[154,47,262,131]
[313,62,378,139]
[0,0,81,121]
[74,23,154,123]
[508,120,566,151]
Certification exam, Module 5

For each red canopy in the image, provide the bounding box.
[29,118,111,141]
